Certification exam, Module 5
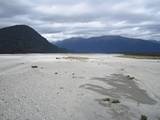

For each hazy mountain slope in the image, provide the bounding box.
[55,36,160,54]
[0,25,65,53]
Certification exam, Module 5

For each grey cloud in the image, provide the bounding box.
[0,0,160,41]
[0,1,33,18]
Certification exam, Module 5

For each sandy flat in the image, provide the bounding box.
[0,54,160,120]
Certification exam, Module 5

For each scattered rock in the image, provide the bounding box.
[102,98,110,102]
[111,99,120,103]
[72,72,76,78]
[102,97,120,104]
[126,75,135,80]
[56,57,60,59]
[54,72,58,75]
[31,65,38,68]
[140,115,147,120]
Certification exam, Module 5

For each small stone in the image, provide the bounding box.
[31,66,38,68]
[111,99,120,104]
[130,77,135,79]
[54,72,58,75]
[126,75,135,80]
[102,98,110,102]
[140,115,147,120]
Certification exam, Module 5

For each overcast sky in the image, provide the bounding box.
[0,0,160,41]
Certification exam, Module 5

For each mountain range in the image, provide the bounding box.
[0,25,64,53]
[55,36,160,54]
[0,25,160,54]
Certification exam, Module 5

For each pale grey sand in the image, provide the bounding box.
[0,54,160,120]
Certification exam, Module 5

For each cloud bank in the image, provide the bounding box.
[0,0,160,41]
